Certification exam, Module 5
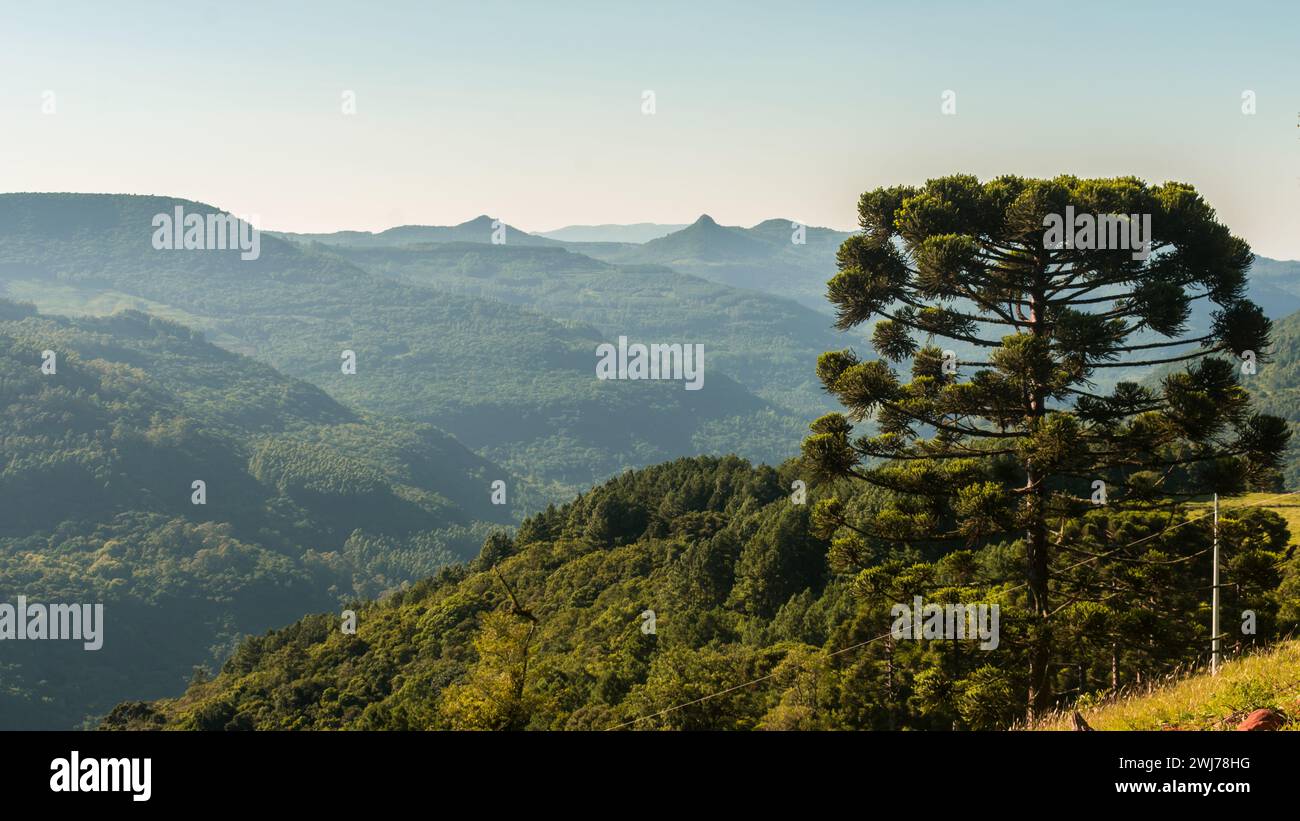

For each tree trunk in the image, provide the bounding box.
[1026,487,1052,723]
[1025,281,1052,724]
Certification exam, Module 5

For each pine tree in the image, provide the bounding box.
[803,175,1289,720]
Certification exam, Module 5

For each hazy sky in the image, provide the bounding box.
[3,0,1298,258]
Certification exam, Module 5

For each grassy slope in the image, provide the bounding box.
[1033,492,1300,730]
[1038,638,1300,730]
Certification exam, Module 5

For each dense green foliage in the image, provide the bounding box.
[0,303,509,727]
[102,456,1300,731]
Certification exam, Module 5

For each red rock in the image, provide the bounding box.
[1235,708,1285,731]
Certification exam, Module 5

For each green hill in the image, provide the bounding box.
[101,457,1300,731]
[0,301,511,728]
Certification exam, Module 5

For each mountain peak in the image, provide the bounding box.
[692,214,719,227]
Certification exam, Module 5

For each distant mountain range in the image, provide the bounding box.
[280,214,857,313]
[570,216,852,311]
[273,215,561,248]
[1239,256,1300,316]
[0,195,842,502]
[536,223,687,243]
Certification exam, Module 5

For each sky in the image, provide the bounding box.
[3,0,1298,258]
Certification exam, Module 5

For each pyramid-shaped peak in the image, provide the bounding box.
[692,214,719,227]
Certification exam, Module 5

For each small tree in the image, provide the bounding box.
[803,175,1289,720]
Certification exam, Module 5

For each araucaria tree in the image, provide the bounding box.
[803,175,1289,721]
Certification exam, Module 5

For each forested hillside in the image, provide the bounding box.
[104,456,1300,731]
[321,242,848,418]
[1242,308,1300,488]
[0,194,802,498]
[0,301,511,728]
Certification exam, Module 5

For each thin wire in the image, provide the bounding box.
[604,488,1300,730]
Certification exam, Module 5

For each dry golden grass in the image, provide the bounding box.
[1034,638,1300,730]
